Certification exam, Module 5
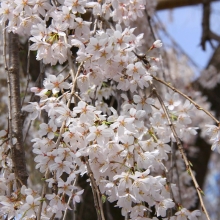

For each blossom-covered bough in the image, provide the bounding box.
[0,0,219,219]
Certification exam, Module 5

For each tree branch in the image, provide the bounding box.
[152,75,220,125]
[85,157,105,220]
[199,0,220,50]
[156,0,219,10]
[150,80,211,220]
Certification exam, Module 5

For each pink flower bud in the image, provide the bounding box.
[30,87,41,93]
[153,40,163,48]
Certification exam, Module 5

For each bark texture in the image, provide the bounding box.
[156,0,218,10]
[8,33,28,187]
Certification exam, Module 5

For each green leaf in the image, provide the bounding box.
[102,195,106,203]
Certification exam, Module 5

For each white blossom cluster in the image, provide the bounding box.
[76,24,153,93]
[0,0,151,65]
[0,73,202,219]
[0,0,217,219]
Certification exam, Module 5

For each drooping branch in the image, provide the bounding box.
[8,32,28,188]
[150,80,211,220]
[152,75,220,125]
[85,156,106,220]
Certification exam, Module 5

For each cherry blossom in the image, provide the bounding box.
[20,195,41,218]
[72,189,84,205]
[43,74,71,94]
[22,102,42,120]
[152,40,163,49]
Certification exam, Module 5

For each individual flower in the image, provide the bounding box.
[175,208,190,220]
[59,6,75,29]
[64,0,87,14]
[155,198,175,217]
[43,74,71,94]
[14,0,33,14]
[57,179,75,196]
[126,62,145,80]
[73,101,96,123]
[72,189,84,205]
[49,157,72,178]
[22,102,42,120]
[39,120,57,139]
[51,40,70,64]
[74,17,91,41]
[32,0,52,16]
[0,2,13,23]
[206,124,220,141]
[45,193,67,213]
[133,94,154,114]
[210,138,220,153]
[116,192,137,210]
[20,195,41,218]
[49,20,68,37]
[151,40,162,49]
[188,210,201,220]
[164,92,181,110]
[87,124,114,145]
[110,115,135,137]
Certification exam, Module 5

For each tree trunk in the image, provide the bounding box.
[8,33,28,188]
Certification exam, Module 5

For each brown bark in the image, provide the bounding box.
[199,0,220,50]
[156,0,219,10]
[8,33,28,188]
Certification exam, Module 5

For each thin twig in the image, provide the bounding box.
[56,64,69,76]
[53,62,83,151]
[50,213,56,220]
[170,141,182,204]
[37,57,70,217]
[145,9,168,81]
[73,92,83,102]
[150,81,211,220]
[62,176,78,220]
[0,138,9,146]
[201,0,211,50]
[145,9,156,41]
[37,169,50,220]
[3,24,15,197]
[21,39,31,107]
[174,153,182,204]
[64,35,75,81]
[200,0,220,50]
[52,37,79,150]
[23,120,32,143]
[99,17,115,31]
[3,22,8,71]
[47,39,83,220]
[152,75,220,125]
[4,25,14,188]
[91,16,99,35]
[28,69,44,102]
[85,156,105,220]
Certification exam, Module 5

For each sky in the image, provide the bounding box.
[156,1,220,71]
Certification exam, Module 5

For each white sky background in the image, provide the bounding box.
[156,1,220,70]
